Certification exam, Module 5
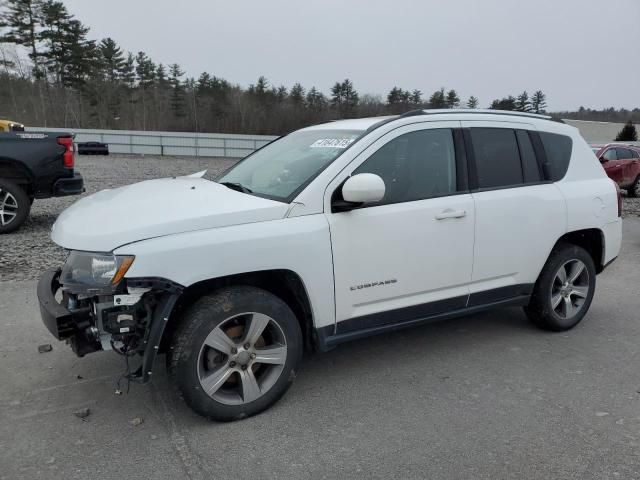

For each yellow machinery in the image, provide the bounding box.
[0,119,25,132]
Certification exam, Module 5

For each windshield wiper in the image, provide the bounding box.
[220,181,253,194]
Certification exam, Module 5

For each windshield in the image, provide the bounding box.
[218,129,364,201]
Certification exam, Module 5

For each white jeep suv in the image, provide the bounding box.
[38,110,622,421]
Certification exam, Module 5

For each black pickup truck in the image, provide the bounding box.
[0,131,84,233]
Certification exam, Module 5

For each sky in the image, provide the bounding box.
[63,0,640,111]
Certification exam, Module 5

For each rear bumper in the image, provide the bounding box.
[602,218,622,268]
[53,172,84,197]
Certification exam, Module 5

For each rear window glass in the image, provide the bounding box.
[539,132,573,181]
[516,130,542,183]
[631,150,640,159]
[470,128,523,188]
[616,148,632,160]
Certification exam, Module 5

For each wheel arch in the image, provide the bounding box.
[0,158,35,195]
[160,269,317,353]
[553,228,605,273]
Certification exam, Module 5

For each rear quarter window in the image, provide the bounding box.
[539,132,573,181]
[469,128,523,188]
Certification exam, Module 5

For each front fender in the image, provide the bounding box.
[116,215,336,330]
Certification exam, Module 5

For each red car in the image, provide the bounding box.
[592,143,640,196]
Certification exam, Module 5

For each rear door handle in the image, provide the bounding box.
[435,209,467,220]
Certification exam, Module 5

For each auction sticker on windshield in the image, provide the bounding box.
[310,138,355,149]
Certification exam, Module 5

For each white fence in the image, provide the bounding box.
[24,127,278,158]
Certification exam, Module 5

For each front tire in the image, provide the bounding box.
[524,244,596,331]
[167,286,303,421]
[0,179,30,234]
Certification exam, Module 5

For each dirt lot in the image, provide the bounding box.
[1,155,640,479]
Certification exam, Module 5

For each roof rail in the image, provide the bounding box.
[398,108,562,122]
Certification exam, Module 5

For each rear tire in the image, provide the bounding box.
[524,244,596,331]
[167,286,303,421]
[629,176,640,198]
[0,179,30,234]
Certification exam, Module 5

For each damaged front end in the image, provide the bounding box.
[37,251,182,383]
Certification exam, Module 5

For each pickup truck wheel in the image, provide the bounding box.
[524,244,596,331]
[167,286,303,421]
[0,179,30,234]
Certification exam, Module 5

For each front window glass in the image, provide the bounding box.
[218,129,363,201]
[353,128,457,205]
[602,148,617,161]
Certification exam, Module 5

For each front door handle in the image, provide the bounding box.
[435,209,467,220]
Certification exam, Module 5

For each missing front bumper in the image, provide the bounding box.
[36,268,183,382]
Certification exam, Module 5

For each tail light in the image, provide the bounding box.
[57,136,75,168]
[614,181,622,217]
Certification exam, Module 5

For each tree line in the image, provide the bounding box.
[0,0,634,135]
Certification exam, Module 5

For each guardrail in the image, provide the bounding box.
[24,127,278,158]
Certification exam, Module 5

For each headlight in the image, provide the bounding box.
[60,251,135,290]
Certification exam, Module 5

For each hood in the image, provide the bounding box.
[51,176,290,252]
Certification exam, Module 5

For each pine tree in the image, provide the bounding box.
[0,0,42,77]
[65,20,99,87]
[410,89,422,106]
[196,71,212,93]
[155,63,170,90]
[387,87,413,113]
[515,91,531,112]
[38,0,70,83]
[445,89,460,109]
[289,82,305,106]
[531,90,547,114]
[119,52,135,88]
[275,85,287,102]
[466,96,479,109]
[39,1,98,87]
[615,121,638,141]
[387,86,402,105]
[99,37,125,82]
[490,96,517,111]
[306,86,326,113]
[135,51,155,88]
[168,62,186,118]
[331,79,358,118]
[428,88,446,108]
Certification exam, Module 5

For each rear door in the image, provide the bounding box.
[615,148,639,187]
[629,149,640,188]
[460,121,566,302]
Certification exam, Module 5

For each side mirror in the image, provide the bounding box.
[340,173,385,206]
[599,156,608,163]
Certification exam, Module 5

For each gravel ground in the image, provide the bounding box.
[0,154,237,282]
[1,154,639,282]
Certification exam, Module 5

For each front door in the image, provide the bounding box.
[325,122,475,334]
[615,147,639,187]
